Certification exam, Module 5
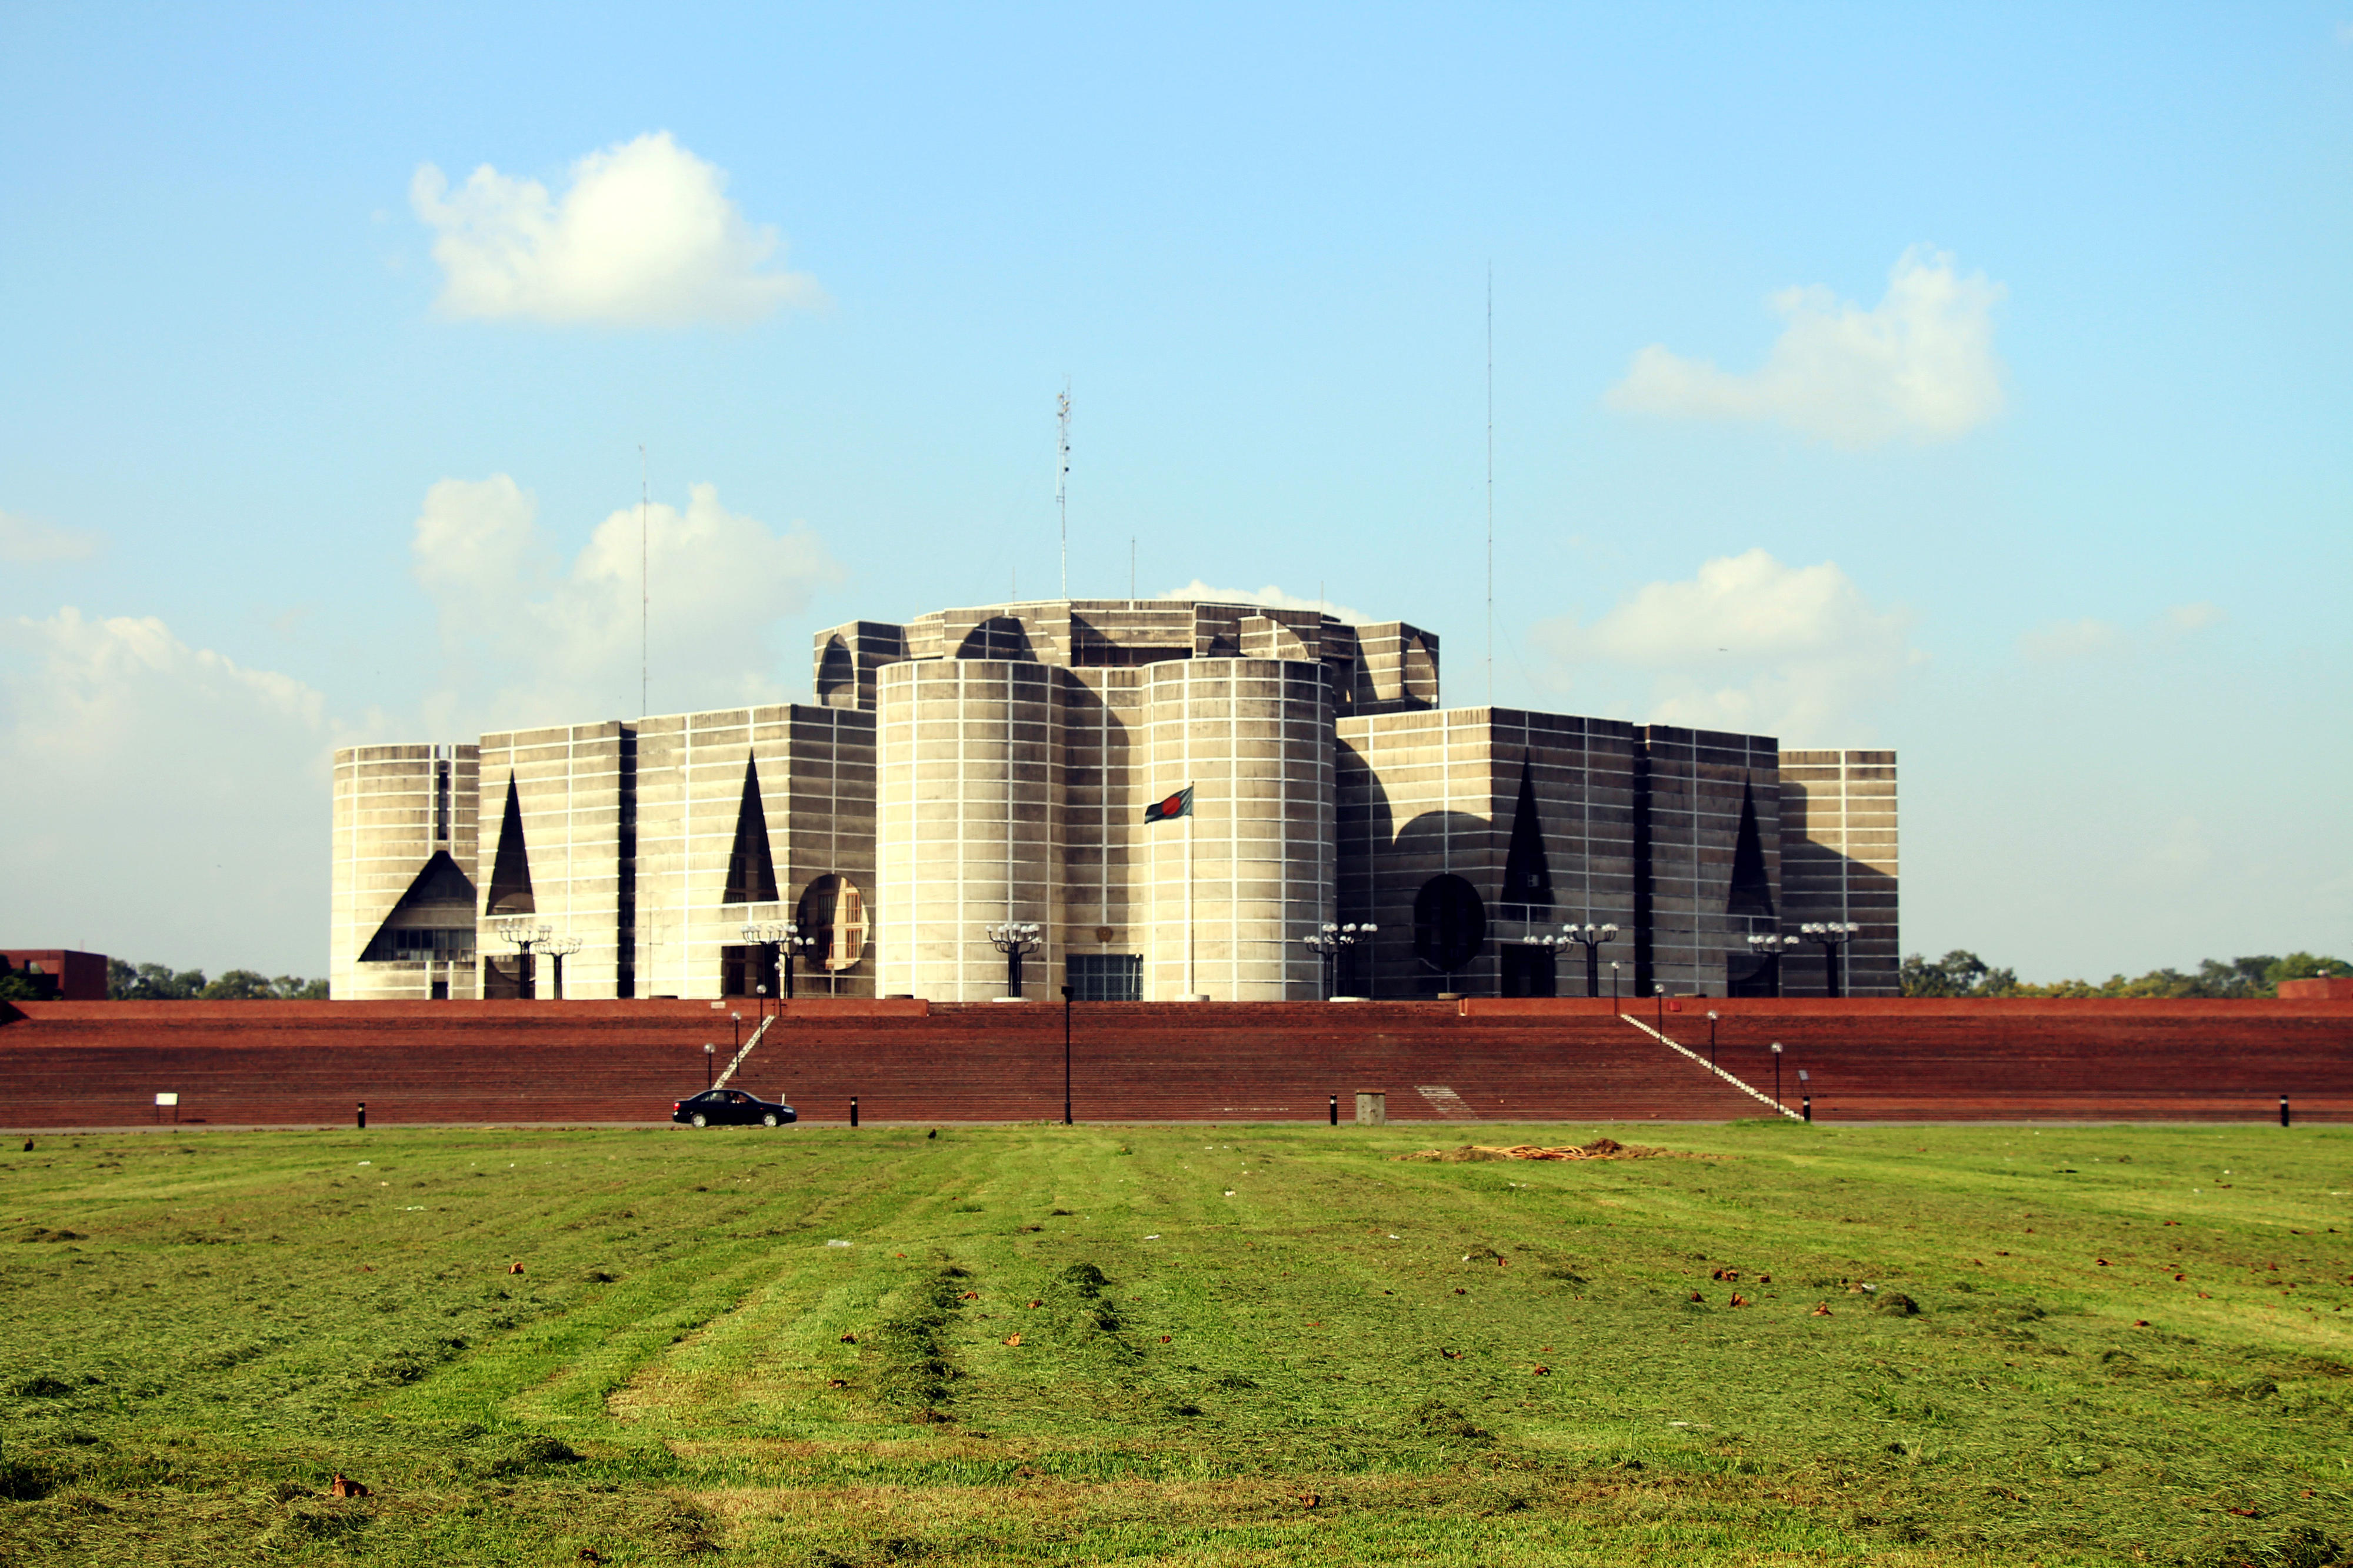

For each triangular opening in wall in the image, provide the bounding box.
[359,850,479,960]
[723,753,781,905]
[1501,757,1553,908]
[485,773,535,915]
[1727,779,1775,918]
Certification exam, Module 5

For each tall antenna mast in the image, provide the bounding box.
[1056,380,1071,599]
[1485,264,1495,707]
[639,444,649,716]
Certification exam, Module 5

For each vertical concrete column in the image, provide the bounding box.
[1141,658,1333,1000]
[876,660,1057,1001]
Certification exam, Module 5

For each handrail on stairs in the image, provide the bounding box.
[1619,1012,1803,1122]
[710,1013,776,1092]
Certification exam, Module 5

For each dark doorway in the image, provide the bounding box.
[481,955,534,1000]
[1725,950,1779,998]
[1412,874,1486,983]
[1500,944,1558,997]
[720,944,780,999]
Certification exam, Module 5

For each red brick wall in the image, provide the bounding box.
[1,996,2345,1129]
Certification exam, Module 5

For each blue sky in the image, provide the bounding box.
[4,4,2348,978]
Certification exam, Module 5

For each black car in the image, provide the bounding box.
[672,1089,797,1128]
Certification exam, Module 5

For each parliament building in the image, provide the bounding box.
[329,598,1897,1003]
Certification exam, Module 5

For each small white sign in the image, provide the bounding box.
[155,1092,179,1106]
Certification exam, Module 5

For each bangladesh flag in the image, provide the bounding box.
[1144,785,1194,824]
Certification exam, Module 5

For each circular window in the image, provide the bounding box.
[797,875,869,971]
[1412,874,1486,973]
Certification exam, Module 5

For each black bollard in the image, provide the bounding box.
[355,1101,366,1130]
[2281,1095,2291,1128]
[1329,1094,1339,1126]
[849,1096,859,1128]
[1802,1096,1812,1124]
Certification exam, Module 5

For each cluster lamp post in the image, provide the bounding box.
[541,932,581,999]
[1301,922,1377,999]
[1564,923,1619,999]
[1801,922,1863,999]
[986,921,1044,999]
[744,921,814,1005]
[491,918,552,999]
[1747,931,1801,997]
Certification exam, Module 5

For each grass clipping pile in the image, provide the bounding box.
[1395,1136,1687,1163]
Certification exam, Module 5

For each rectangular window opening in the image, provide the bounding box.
[1066,953,1144,1002]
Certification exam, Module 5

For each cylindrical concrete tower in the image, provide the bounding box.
[875,659,1058,1000]
[1141,658,1333,1000]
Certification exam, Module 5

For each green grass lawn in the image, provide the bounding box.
[2,1119,2350,1566]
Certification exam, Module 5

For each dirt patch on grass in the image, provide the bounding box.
[1395,1137,1695,1163]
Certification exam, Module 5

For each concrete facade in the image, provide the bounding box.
[1777,750,1901,997]
[329,597,1898,1003]
[330,743,479,1000]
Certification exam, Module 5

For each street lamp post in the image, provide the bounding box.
[1800,922,1862,999]
[744,922,814,1005]
[1301,922,1377,1000]
[492,918,551,999]
[1564,923,1619,999]
[1654,982,1666,1035]
[1747,932,1801,997]
[1707,1009,1719,1070]
[1060,984,1074,1126]
[542,932,581,1000]
[1609,960,1621,1006]
[703,1041,715,1090]
[1771,1040,1783,1109]
[986,921,1043,999]
[729,1011,742,1054]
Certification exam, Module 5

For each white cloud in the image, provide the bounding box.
[2018,602,2224,662]
[2164,601,2223,634]
[0,608,348,972]
[1605,246,2007,447]
[1534,549,1921,742]
[1158,579,1374,625]
[2018,617,2125,662]
[410,132,822,325]
[0,509,103,563]
[412,475,839,728]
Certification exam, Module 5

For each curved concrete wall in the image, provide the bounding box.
[1142,658,1333,1000]
[875,659,1058,1001]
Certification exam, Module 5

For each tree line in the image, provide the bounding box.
[1902,950,2351,999]
[100,959,329,1001]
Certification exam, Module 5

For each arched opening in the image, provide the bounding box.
[796,874,869,986]
[954,616,1033,661]
[815,636,856,707]
[1412,873,1485,982]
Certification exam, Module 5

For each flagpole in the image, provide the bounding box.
[1185,802,1196,999]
